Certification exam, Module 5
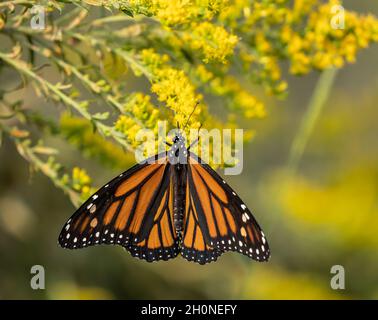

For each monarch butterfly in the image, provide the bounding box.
[58,129,270,264]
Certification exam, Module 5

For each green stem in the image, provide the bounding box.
[288,68,338,173]
[0,0,34,7]
[0,51,134,152]
[0,122,81,206]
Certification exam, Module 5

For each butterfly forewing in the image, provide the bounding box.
[58,154,180,262]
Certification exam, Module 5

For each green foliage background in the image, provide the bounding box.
[0,0,377,299]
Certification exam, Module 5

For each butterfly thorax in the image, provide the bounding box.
[167,134,188,165]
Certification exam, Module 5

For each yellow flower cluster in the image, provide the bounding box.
[114,115,143,147]
[182,21,238,63]
[140,49,204,130]
[283,1,378,74]
[127,0,227,26]
[106,0,378,105]
[114,92,161,147]
[105,0,377,157]
[120,1,378,102]
[72,167,92,200]
[217,2,288,93]
[219,0,378,78]
[240,41,288,96]
[122,92,160,129]
[126,1,237,63]
[195,65,266,119]
[219,0,288,29]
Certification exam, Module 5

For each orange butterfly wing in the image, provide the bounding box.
[181,153,270,264]
[58,154,179,262]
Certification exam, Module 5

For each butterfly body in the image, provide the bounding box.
[59,131,270,264]
[169,133,189,233]
[172,163,187,234]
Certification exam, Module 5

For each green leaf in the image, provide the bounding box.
[92,112,110,121]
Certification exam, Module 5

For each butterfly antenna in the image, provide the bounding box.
[183,101,200,131]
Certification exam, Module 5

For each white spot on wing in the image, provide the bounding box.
[90,204,96,214]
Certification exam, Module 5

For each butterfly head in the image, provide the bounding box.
[172,131,185,144]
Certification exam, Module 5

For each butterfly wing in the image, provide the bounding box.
[181,153,270,264]
[58,154,180,262]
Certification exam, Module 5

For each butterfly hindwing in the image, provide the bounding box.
[58,154,180,262]
[181,175,224,264]
[181,153,270,264]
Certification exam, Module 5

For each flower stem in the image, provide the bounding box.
[288,68,338,173]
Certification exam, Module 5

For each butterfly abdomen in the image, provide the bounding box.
[172,164,187,233]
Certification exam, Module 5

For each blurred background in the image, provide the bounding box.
[0,1,377,299]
